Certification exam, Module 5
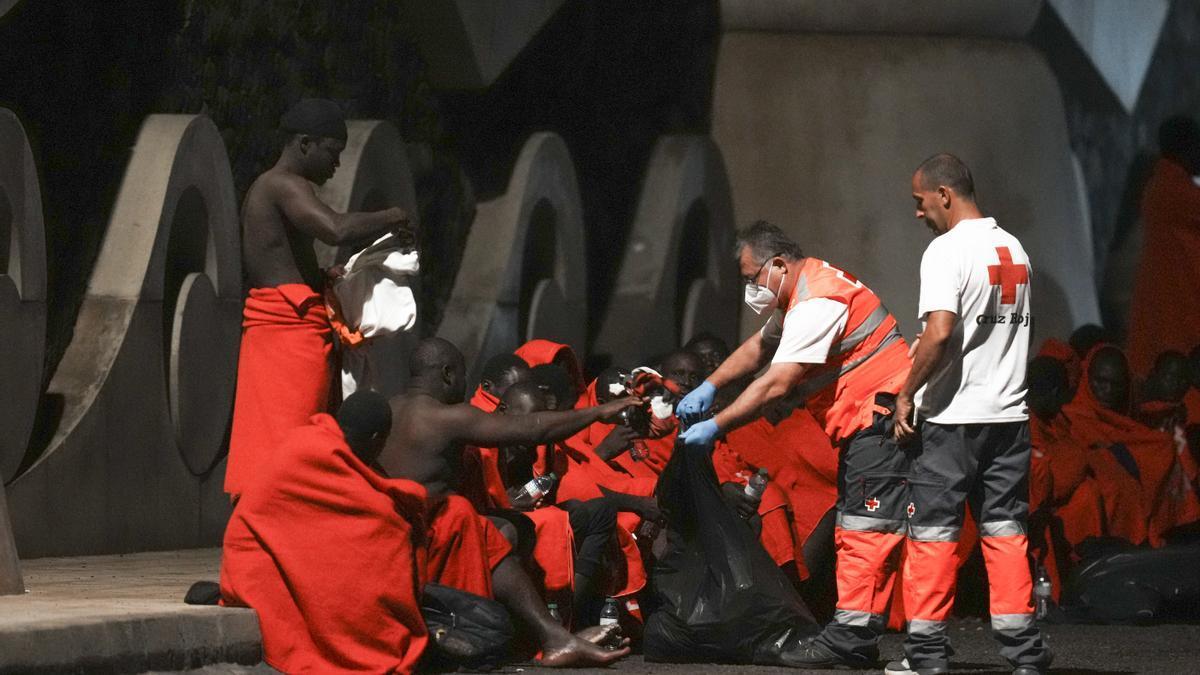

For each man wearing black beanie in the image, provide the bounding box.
[224,98,412,499]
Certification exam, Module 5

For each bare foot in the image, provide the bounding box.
[575,624,631,650]
[539,631,631,667]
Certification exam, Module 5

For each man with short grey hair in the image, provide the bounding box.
[676,220,914,667]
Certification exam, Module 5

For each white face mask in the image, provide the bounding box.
[743,264,782,315]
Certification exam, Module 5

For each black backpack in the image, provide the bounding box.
[420,583,513,671]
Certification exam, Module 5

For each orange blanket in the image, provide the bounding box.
[425,495,513,599]
[1126,158,1200,376]
[726,411,838,578]
[226,284,333,496]
[220,414,427,674]
[1064,346,1200,546]
[514,339,588,407]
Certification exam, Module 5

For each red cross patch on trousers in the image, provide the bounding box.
[987,246,1028,305]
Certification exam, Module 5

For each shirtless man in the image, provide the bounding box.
[226,98,410,496]
[378,338,637,666]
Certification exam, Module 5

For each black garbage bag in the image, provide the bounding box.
[1062,544,1200,624]
[643,439,818,664]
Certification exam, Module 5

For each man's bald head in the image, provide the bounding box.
[915,153,975,199]
[480,353,531,399]
[500,380,548,416]
[660,350,703,395]
[1088,345,1131,413]
[336,390,392,466]
[408,337,467,404]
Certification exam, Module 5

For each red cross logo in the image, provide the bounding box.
[865,497,880,512]
[987,246,1028,305]
[906,502,916,517]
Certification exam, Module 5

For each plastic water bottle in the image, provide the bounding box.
[547,602,563,625]
[599,597,620,627]
[1034,565,1053,620]
[513,472,558,509]
[744,468,770,503]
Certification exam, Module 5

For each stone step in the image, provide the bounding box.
[0,549,262,674]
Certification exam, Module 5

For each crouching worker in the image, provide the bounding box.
[220,391,428,673]
[377,338,636,666]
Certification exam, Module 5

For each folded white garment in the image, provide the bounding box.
[332,232,420,338]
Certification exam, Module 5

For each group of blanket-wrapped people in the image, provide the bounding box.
[214,325,1200,673]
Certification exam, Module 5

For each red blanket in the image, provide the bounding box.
[425,495,512,598]
[220,414,427,674]
[726,411,837,578]
[514,339,588,407]
[1064,345,1200,546]
[1126,159,1200,376]
[226,284,333,496]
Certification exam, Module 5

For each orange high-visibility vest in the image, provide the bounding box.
[779,258,912,444]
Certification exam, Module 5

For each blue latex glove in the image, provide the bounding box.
[678,418,720,449]
[676,380,717,425]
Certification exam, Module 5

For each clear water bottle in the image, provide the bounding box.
[512,472,558,510]
[599,597,620,626]
[547,602,563,625]
[744,468,769,503]
[1034,564,1053,620]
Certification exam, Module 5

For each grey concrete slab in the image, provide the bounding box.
[713,34,1101,343]
[399,0,565,89]
[0,107,47,483]
[720,0,1042,37]
[8,115,238,557]
[0,549,260,674]
[594,136,739,367]
[437,132,588,382]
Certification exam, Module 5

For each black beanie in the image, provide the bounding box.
[280,98,348,142]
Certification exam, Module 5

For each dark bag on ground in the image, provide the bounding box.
[1062,544,1200,623]
[643,439,818,664]
[420,582,513,671]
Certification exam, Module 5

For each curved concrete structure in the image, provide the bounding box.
[713,34,1101,342]
[0,1,19,20]
[0,109,46,483]
[593,135,739,367]
[314,121,420,397]
[437,132,587,381]
[9,115,241,557]
[720,0,1042,37]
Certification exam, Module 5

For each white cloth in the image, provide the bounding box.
[760,297,849,365]
[333,233,420,338]
[331,233,420,396]
[914,217,1031,424]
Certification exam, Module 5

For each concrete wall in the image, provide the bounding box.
[713,33,1100,341]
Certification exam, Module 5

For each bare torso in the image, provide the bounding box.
[241,168,324,291]
[378,393,463,499]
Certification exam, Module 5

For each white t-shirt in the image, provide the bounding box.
[760,298,849,365]
[914,217,1031,423]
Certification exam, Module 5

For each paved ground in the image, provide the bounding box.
[142,618,1200,674]
[0,549,258,674]
[3,548,1195,673]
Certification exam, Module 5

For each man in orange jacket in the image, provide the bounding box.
[676,220,912,668]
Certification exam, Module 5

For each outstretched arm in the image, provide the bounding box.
[452,398,641,449]
[712,361,807,434]
[707,331,776,389]
[275,176,409,245]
